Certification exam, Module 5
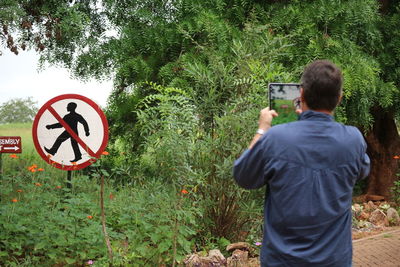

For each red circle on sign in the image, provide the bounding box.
[32,94,109,171]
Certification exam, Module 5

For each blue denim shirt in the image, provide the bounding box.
[234,110,370,267]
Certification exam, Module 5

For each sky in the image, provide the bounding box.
[0,49,113,108]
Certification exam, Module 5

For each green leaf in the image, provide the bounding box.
[65,257,75,264]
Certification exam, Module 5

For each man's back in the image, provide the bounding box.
[234,110,370,266]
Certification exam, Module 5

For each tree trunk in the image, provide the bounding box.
[364,107,400,198]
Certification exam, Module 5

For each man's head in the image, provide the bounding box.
[67,102,77,112]
[300,60,343,112]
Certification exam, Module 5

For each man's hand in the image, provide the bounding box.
[85,131,90,137]
[46,125,52,130]
[258,107,278,130]
[248,107,278,149]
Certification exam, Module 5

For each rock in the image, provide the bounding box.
[359,211,370,221]
[226,242,250,252]
[365,201,377,211]
[184,249,226,267]
[227,249,249,267]
[387,208,400,226]
[247,257,261,267]
[353,204,362,213]
[184,254,202,267]
[365,195,385,202]
[208,249,226,263]
[369,209,389,227]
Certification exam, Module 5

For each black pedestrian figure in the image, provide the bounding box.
[44,102,90,162]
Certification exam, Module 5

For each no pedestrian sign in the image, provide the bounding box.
[32,94,109,171]
[0,136,22,153]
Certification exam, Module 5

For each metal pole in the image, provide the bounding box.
[0,153,3,176]
[67,170,72,189]
[0,154,2,202]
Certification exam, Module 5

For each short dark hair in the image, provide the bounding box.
[300,60,343,111]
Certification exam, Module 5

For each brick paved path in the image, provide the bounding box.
[353,229,400,266]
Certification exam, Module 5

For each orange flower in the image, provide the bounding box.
[9,154,18,159]
[181,189,189,194]
[56,185,62,189]
[38,168,44,171]
[35,183,42,187]
[394,155,400,159]
[109,193,115,200]
[16,189,23,193]
[102,151,109,155]
[87,215,93,219]
[11,198,18,203]
[28,164,38,172]
[71,161,77,166]
[47,154,52,159]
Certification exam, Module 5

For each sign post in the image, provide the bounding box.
[32,94,108,187]
[0,136,22,154]
[0,136,22,174]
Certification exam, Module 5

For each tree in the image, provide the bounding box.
[261,0,400,198]
[0,97,38,123]
[1,1,399,197]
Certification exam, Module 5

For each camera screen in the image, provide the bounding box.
[268,83,301,125]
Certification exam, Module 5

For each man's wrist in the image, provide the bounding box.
[256,129,266,135]
[256,124,272,135]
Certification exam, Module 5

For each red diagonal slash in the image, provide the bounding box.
[47,105,96,157]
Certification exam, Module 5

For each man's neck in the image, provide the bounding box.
[313,109,334,116]
[301,105,333,116]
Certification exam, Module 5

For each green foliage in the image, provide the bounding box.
[3,0,400,261]
[0,169,199,266]
[105,183,198,266]
[0,174,105,266]
[0,97,38,124]
[112,21,294,241]
[391,177,400,205]
[261,0,397,128]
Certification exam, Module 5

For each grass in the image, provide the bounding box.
[0,122,65,180]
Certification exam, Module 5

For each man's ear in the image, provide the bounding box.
[300,87,305,102]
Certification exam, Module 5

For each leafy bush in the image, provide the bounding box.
[391,176,400,205]
[0,170,199,266]
[0,175,104,266]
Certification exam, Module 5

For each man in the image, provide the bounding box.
[44,102,90,162]
[233,60,370,266]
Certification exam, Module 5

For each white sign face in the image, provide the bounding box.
[33,94,108,171]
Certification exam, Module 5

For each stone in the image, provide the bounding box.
[226,242,250,252]
[353,204,362,213]
[365,195,385,202]
[247,257,261,267]
[365,201,377,211]
[369,209,389,227]
[227,249,249,267]
[386,208,400,226]
[184,254,202,267]
[208,249,226,263]
[184,249,226,267]
[359,211,370,221]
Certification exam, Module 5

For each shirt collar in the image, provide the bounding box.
[299,110,334,122]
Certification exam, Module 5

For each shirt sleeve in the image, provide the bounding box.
[358,141,370,180]
[233,136,269,189]
[357,132,370,181]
